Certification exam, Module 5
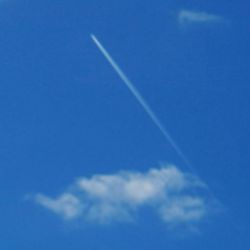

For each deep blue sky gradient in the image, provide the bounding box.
[0,0,249,249]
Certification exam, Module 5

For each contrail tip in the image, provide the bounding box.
[90,34,97,42]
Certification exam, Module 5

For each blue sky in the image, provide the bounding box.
[0,0,250,249]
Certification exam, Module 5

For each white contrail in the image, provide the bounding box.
[91,34,192,168]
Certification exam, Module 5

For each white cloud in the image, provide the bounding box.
[35,193,83,219]
[34,165,211,226]
[160,197,206,223]
[178,10,223,25]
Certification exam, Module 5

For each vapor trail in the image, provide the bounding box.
[91,34,192,168]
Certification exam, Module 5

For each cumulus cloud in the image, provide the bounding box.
[34,165,211,226]
[35,193,83,219]
[178,10,223,25]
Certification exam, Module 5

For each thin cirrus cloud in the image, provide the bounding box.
[34,165,212,226]
[178,10,223,25]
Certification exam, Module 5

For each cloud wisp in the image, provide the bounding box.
[34,165,212,226]
[178,10,223,25]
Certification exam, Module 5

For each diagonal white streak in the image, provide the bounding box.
[91,34,192,168]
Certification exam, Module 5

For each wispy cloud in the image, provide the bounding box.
[178,10,223,25]
[34,165,213,227]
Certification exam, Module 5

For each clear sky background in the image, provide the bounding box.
[0,0,250,249]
